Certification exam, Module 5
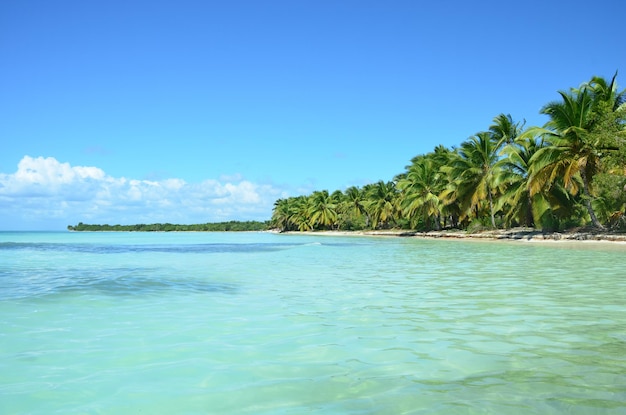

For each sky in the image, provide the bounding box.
[1,0,625,230]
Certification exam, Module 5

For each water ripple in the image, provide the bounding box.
[0,268,237,300]
[0,241,360,255]
[2,233,626,414]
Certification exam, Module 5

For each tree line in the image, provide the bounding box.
[271,73,626,233]
[68,221,270,232]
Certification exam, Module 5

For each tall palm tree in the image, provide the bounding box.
[489,114,532,226]
[528,74,625,229]
[445,132,507,228]
[499,135,546,227]
[585,72,626,165]
[426,145,461,228]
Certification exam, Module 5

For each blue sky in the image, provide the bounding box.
[1,0,624,230]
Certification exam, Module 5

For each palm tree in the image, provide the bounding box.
[271,198,293,232]
[424,145,461,228]
[585,72,626,113]
[444,132,507,228]
[585,72,626,167]
[290,195,314,231]
[365,181,398,229]
[309,190,338,230]
[499,135,546,227]
[342,186,370,228]
[397,154,443,230]
[330,190,344,205]
[489,113,525,147]
[528,74,625,229]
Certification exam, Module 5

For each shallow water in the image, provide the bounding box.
[1,231,625,414]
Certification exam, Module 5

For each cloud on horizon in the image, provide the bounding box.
[0,156,286,230]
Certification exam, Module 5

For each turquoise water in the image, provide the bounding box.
[1,231,625,414]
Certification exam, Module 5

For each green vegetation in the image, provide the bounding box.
[68,221,270,232]
[271,73,626,233]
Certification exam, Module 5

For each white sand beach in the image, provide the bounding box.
[282,228,626,246]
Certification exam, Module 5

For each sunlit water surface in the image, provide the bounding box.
[1,231,625,414]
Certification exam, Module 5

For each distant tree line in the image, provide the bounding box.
[271,73,626,233]
[68,221,270,232]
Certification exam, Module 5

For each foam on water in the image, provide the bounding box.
[1,231,625,414]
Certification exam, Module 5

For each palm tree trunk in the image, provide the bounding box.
[526,194,534,227]
[488,189,496,228]
[580,168,605,229]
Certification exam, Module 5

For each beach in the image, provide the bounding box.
[282,228,626,244]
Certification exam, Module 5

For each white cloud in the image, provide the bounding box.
[0,156,284,230]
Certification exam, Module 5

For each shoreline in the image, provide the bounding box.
[280,228,626,244]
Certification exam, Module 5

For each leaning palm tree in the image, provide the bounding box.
[528,74,625,229]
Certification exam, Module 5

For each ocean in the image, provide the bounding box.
[1,231,625,414]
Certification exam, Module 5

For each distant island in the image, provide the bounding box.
[67,221,270,232]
